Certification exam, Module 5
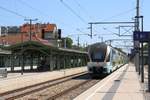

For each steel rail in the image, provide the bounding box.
[0,71,87,100]
[46,79,92,100]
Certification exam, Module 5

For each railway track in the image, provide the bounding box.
[0,71,88,100]
[21,73,101,100]
[45,79,92,100]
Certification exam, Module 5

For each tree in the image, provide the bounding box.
[72,44,87,51]
[61,37,73,48]
[143,43,148,50]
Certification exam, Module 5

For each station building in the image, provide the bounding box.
[0,23,89,73]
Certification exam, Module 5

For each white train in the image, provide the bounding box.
[87,43,128,76]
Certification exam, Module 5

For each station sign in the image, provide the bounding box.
[133,31,150,42]
[131,48,139,54]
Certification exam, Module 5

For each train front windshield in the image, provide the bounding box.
[91,51,106,62]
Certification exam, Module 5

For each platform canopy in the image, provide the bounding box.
[3,41,58,55]
[2,40,88,56]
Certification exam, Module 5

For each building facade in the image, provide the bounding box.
[0,26,20,36]
[0,23,60,46]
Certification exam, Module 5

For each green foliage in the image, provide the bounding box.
[143,43,148,50]
[61,37,73,48]
[72,45,87,51]
[66,37,73,48]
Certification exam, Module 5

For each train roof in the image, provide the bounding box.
[88,42,107,50]
[88,42,107,54]
[89,42,127,55]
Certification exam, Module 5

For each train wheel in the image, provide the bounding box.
[109,70,112,74]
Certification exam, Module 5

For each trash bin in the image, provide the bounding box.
[0,68,7,77]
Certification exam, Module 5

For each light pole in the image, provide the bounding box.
[21,18,38,75]
[140,16,144,83]
[24,18,38,41]
[64,38,67,48]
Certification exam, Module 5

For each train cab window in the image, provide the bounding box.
[106,54,110,62]
[91,52,105,62]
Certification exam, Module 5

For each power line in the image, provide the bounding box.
[60,0,95,38]
[74,3,136,23]
[0,5,27,18]
[88,7,136,37]
[141,0,144,8]
[103,27,119,36]
[93,8,136,36]
[16,0,80,33]
[140,0,144,14]
[74,0,83,10]
[102,8,136,21]
[60,0,87,24]
[73,0,101,35]
[103,7,136,21]
[18,0,49,18]
[16,0,110,38]
[74,0,94,21]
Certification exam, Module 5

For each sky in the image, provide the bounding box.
[0,0,149,53]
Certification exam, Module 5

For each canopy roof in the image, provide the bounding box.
[2,41,88,56]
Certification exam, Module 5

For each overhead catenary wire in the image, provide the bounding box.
[93,8,136,37]
[141,0,144,8]
[74,1,136,37]
[73,0,102,35]
[73,0,94,21]
[60,0,87,24]
[61,0,135,44]
[60,0,96,40]
[8,0,87,44]
[18,0,50,18]
[121,27,133,35]
[15,0,102,38]
[61,1,135,52]
[96,7,136,29]
[0,5,27,19]
[14,0,80,34]
[2,0,135,47]
[140,0,144,15]
[102,7,136,21]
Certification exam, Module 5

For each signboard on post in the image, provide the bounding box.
[134,31,150,91]
[133,31,150,42]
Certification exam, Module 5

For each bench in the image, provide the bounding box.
[0,68,7,77]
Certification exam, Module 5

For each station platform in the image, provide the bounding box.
[0,67,86,94]
[74,63,144,100]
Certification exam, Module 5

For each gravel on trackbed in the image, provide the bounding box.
[16,74,101,100]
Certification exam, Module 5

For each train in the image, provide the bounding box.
[87,42,128,76]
